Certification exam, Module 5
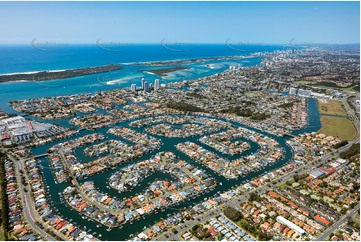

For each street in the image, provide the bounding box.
[9,155,69,241]
[9,155,57,241]
[154,140,360,241]
[316,204,360,241]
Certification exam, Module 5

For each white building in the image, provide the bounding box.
[298,89,311,98]
[276,216,305,235]
[141,78,145,90]
[154,79,160,91]
[289,87,297,95]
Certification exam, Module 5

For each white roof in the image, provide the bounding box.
[276,216,305,235]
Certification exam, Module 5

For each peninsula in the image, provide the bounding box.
[0,64,123,83]
[132,55,246,66]
[138,66,188,76]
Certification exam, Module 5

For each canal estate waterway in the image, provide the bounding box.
[28,97,321,240]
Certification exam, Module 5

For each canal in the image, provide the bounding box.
[31,98,321,240]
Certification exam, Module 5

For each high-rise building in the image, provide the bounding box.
[154,79,160,91]
[143,82,150,92]
[141,78,145,90]
[131,84,136,92]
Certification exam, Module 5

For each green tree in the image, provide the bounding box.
[223,206,242,222]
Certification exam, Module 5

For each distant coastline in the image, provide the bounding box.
[132,55,247,66]
[0,65,123,83]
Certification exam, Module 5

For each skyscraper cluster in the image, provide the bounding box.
[131,78,161,93]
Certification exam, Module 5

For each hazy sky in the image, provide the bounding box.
[0,1,359,44]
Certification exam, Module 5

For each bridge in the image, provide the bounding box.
[34,153,48,159]
[283,132,296,138]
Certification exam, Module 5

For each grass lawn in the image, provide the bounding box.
[245,92,261,98]
[341,86,358,93]
[278,178,295,189]
[319,116,357,140]
[278,183,287,189]
[295,81,313,85]
[318,100,348,116]
[0,225,5,241]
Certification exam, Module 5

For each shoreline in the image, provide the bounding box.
[0,65,123,83]
[131,55,252,66]
[0,55,257,76]
[138,66,189,76]
[0,69,67,76]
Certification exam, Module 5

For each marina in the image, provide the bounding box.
[26,97,322,240]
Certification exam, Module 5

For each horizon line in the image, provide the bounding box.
[0,42,360,46]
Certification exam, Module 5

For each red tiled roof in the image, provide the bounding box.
[314,215,331,226]
[268,191,280,198]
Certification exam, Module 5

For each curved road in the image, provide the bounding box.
[9,155,57,241]
[155,139,359,241]
[9,155,69,241]
[3,95,359,241]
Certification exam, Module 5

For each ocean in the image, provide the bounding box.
[0,44,285,112]
[1,44,322,241]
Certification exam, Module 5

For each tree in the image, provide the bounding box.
[223,206,242,222]
[166,102,204,112]
[339,143,360,159]
[191,224,200,235]
[248,192,261,202]
[293,174,301,182]
[333,140,348,149]
[0,153,9,240]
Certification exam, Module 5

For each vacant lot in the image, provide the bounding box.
[318,100,348,116]
[319,116,357,141]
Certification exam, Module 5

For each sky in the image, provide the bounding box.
[0,1,359,45]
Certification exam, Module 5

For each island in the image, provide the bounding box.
[0,64,123,83]
[138,66,189,76]
[132,55,246,66]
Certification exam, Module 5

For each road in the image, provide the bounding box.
[154,139,359,241]
[59,149,145,217]
[2,94,358,241]
[59,148,215,220]
[315,204,360,241]
[341,95,359,137]
[8,155,57,241]
[9,155,69,241]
